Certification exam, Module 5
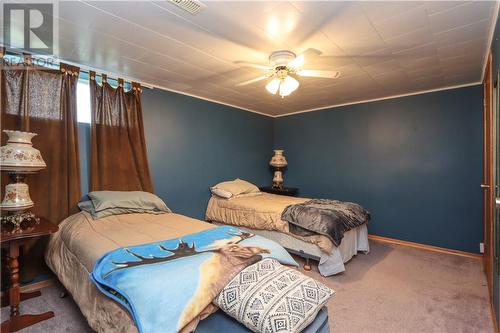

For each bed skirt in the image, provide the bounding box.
[214,223,369,276]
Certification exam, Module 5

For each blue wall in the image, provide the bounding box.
[273,86,484,253]
[141,89,273,219]
[77,83,484,253]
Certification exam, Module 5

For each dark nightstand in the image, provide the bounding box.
[259,186,299,197]
[1,217,58,333]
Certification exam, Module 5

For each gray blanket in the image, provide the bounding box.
[282,199,370,247]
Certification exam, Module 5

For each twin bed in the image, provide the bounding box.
[46,212,214,332]
[45,182,369,332]
[206,190,369,276]
[45,207,331,333]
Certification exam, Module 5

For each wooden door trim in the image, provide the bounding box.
[483,51,494,298]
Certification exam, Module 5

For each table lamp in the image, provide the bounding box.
[0,130,46,226]
[269,149,287,189]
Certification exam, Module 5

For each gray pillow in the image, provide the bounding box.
[214,258,334,333]
[77,200,95,214]
[84,191,171,219]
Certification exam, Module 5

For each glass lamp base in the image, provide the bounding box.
[272,170,284,189]
[1,211,40,228]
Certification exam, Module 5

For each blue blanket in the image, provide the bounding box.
[91,226,297,333]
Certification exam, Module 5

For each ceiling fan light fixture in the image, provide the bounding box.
[278,84,291,98]
[278,76,299,97]
[266,77,280,95]
[236,49,340,99]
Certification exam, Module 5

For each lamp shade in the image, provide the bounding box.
[0,130,46,172]
[269,149,287,168]
[266,75,300,98]
[266,78,280,95]
[279,76,299,97]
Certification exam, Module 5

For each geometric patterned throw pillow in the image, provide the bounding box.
[214,258,334,333]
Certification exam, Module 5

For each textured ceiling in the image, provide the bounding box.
[2,1,498,116]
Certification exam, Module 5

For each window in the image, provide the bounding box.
[4,54,92,123]
[77,79,91,124]
[76,78,129,124]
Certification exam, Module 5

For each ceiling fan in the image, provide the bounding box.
[235,49,341,98]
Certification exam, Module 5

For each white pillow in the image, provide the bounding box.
[210,178,260,199]
[210,187,233,199]
[214,258,334,333]
[232,192,262,200]
[210,189,263,200]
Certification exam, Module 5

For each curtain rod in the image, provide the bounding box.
[57,58,155,89]
[2,48,154,89]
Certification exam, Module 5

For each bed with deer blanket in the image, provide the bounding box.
[46,211,329,333]
[90,226,295,333]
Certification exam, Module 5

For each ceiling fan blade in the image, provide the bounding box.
[296,69,340,79]
[289,48,322,68]
[235,75,270,86]
[288,54,305,68]
[234,61,272,70]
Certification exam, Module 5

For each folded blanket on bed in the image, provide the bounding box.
[90,226,297,333]
[282,199,370,247]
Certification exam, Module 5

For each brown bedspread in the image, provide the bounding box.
[205,193,334,253]
[45,211,216,333]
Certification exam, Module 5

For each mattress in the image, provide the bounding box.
[206,193,334,253]
[216,222,369,276]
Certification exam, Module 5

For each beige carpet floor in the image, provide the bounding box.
[1,240,494,332]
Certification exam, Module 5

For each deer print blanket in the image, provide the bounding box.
[90,225,297,333]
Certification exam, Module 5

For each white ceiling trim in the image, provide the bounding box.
[57,58,156,89]
[480,1,499,82]
[6,1,495,119]
[154,79,482,119]
[148,82,273,117]
[9,48,485,120]
[2,47,271,117]
[2,49,157,89]
[273,81,482,118]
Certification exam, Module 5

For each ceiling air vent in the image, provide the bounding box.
[168,0,206,15]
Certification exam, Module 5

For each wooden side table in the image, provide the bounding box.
[0,217,58,333]
[259,186,299,197]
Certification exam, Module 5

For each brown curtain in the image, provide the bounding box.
[89,72,153,192]
[1,55,81,280]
